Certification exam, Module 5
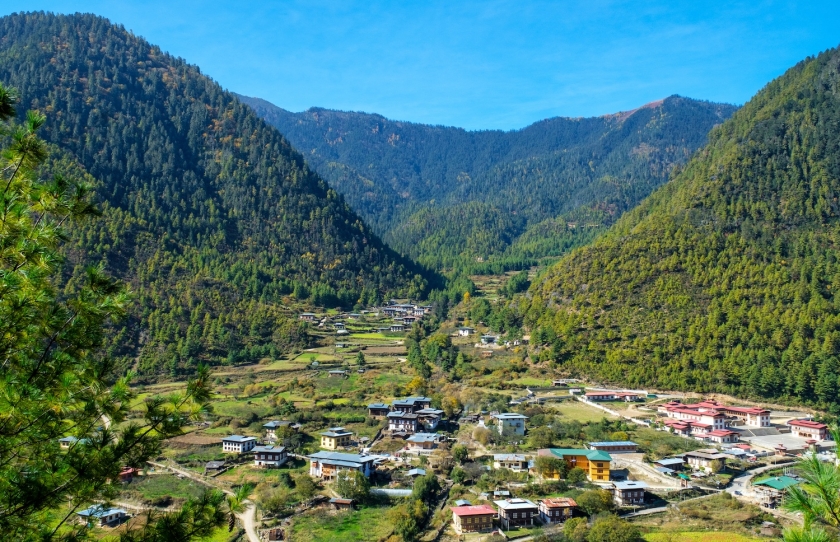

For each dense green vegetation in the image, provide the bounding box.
[240,93,736,271]
[0,79,227,541]
[517,46,840,412]
[0,12,436,375]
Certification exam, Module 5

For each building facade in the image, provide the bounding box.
[493,454,529,472]
[539,498,577,524]
[253,445,288,468]
[493,413,528,436]
[495,499,539,530]
[307,451,377,479]
[320,427,353,449]
[612,481,647,506]
[222,435,257,454]
[538,448,612,482]
[789,419,829,440]
[450,505,496,534]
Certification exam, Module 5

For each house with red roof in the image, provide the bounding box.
[584,391,617,402]
[451,504,496,534]
[702,429,740,444]
[789,419,829,440]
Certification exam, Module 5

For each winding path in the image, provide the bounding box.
[146,460,260,542]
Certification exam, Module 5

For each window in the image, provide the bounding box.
[512,512,518,519]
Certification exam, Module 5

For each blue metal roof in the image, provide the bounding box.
[78,505,126,518]
[589,441,638,447]
[222,435,256,443]
[253,445,286,453]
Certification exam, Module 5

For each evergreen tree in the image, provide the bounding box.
[0,83,224,540]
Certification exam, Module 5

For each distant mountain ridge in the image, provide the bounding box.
[524,46,840,411]
[239,94,738,270]
[0,12,434,375]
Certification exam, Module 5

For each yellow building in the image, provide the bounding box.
[320,427,353,450]
[537,448,612,482]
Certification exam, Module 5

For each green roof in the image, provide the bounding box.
[547,448,612,462]
[754,476,799,491]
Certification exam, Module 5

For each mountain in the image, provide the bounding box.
[525,46,840,411]
[0,12,434,376]
[239,94,737,270]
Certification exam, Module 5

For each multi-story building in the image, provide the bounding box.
[789,419,829,440]
[367,403,391,418]
[659,399,770,428]
[493,454,529,472]
[684,449,728,471]
[539,498,577,524]
[392,397,432,413]
[537,448,612,482]
[263,420,298,441]
[492,413,528,436]
[320,427,353,450]
[307,451,377,479]
[387,411,419,433]
[450,504,496,534]
[221,435,256,454]
[612,481,648,506]
[253,445,288,468]
[494,499,539,530]
[416,408,444,431]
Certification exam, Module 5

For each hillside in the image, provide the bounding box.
[239,94,737,270]
[0,12,434,375]
[525,46,840,411]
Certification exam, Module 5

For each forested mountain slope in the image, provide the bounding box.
[524,46,840,411]
[0,12,433,375]
[240,94,737,270]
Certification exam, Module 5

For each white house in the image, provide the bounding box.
[457,327,475,337]
[388,411,419,433]
[492,413,528,436]
[222,435,257,454]
[493,453,529,472]
[77,505,127,527]
[253,445,288,468]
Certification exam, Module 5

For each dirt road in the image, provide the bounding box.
[147,460,260,542]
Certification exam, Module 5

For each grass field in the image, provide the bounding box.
[293,353,338,363]
[124,474,206,503]
[290,506,395,541]
[509,377,552,387]
[644,533,764,542]
[553,401,616,422]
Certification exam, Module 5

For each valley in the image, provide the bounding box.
[1,9,839,542]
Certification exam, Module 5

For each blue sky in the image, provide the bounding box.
[3,1,839,130]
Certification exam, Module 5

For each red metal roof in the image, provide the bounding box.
[724,406,770,415]
[705,429,737,437]
[451,505,497,516]
[790,419,827,429]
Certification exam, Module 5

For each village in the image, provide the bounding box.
[60,298,836,541]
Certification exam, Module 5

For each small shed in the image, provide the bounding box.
[205,460,226,473]
[329,498,355,510]
[407,468,427,478]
